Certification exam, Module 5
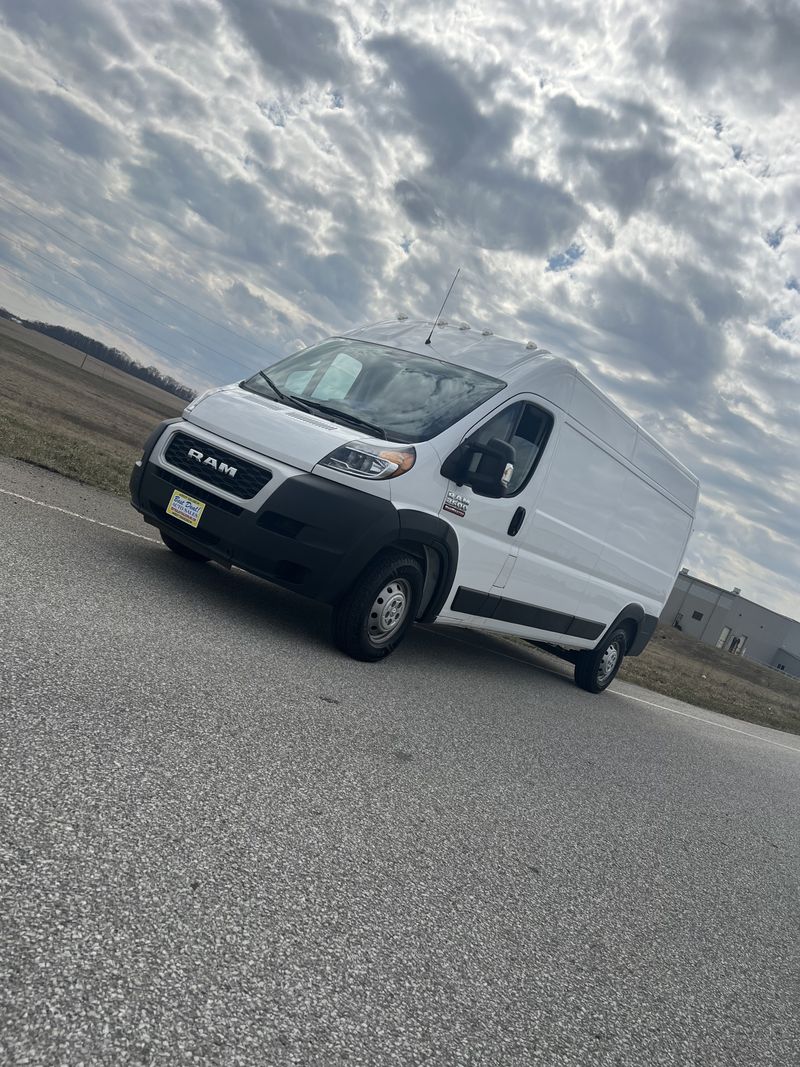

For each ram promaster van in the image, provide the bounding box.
[130,319,699,692]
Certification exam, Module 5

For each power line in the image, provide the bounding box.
[0,229,264,368]
[0,191,283,360]
[0,262,256,382]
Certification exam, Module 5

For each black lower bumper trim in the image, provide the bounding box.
[133,461,401,603]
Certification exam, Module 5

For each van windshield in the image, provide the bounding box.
[242,338,505,442]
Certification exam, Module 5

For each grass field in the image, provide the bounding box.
[2,329,798,733]
[0,326,182,495]
[617,624,799,733]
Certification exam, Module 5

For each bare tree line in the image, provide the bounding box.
[0,306,196,401]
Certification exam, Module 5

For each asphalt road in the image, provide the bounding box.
[1,456,798,1067]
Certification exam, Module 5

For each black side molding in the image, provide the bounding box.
[451,587,604,640]
[450,588,495,617]
[451,587,657,652]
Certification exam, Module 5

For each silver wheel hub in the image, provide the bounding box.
[597,643,619,682]
[368,579,411,645]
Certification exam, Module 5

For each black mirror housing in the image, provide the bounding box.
[441,437,515,498]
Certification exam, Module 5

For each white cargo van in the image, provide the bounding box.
[130,319,699,692]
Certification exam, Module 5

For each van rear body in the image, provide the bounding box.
[130,319,699,692]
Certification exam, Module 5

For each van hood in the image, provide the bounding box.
[185,385,366,471]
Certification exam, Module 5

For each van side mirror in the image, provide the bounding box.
[441,437,515,498]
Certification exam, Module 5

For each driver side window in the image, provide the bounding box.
[468,402,552,495]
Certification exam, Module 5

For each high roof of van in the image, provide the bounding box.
[344,318,565,378]
[345,318,699,505]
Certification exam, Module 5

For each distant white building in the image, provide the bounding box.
[660,571,800,679]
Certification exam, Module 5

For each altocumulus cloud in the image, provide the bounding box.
[0,0,798,616]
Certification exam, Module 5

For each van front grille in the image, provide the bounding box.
[153,467,243,515]
[164,432,272,499]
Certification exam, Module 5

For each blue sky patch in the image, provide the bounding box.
[546,243,584,272]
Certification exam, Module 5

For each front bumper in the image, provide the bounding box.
[131,452,401,604]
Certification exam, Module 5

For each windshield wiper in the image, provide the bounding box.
[289,397,387,439]
[255,372,319,416]
[256,370,291,404]
[254,373,387,437]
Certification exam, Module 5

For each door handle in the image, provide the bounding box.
[508,506,526,536]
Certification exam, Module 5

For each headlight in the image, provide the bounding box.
[319,440,416,480]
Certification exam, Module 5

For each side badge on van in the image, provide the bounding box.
[444,489,470,518]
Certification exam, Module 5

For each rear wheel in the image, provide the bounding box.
[332,551,423,661]
[574,628,627,693]
[160,530,210,563]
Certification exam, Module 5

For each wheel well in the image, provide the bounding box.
[618,617,638,648]
[392,537,448,623]
[394,539,428,566]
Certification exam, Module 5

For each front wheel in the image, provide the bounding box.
[574,628,627,693]
[332,551,423,662]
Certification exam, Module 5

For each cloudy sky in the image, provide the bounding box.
[0,0,798,617]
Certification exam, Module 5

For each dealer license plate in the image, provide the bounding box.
[166,489,205,528]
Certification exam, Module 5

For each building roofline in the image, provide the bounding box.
[676,572,734,597]
[678,571,800,629]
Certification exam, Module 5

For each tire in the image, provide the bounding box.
[160,530,210,563]
[332,551,423,662]
[574,627,627,693]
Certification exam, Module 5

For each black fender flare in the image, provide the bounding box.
[395,509,458,623]
[600,604,658,657]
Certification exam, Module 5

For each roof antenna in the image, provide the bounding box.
[424,268,461,344]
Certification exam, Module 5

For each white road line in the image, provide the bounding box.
[430,628,800,755]
[0,486,158,542]
[611,689,800,753]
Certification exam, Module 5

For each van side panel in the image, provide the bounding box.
[507,420,621,626]
[570,372,699,511]
[522,420,618,597]
[632,432,698,511]
[570,378,637,459]
[554,373,698,633]
[505,407,695,646]
[580,465,695,624]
